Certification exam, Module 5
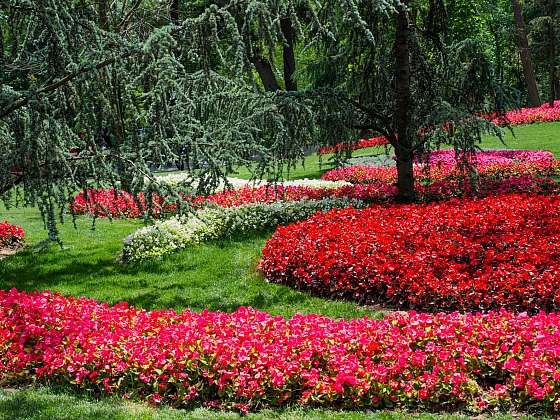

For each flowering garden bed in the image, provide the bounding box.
[322,150,559,184]
[71,173,560,220]
[260,194,560,312]
[318,101,560,155]
[0,221,25,258]
[3,289,560,413]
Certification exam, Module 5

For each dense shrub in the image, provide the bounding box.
[260,194,560,312]
[4,289,560,413]
[0,221,25,248]
[121,198,365,263]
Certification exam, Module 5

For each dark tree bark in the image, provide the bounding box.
[548,0,558,106]
[512,0,541,107]
[393,2,415,203]
[281,17,297,91]
[170,0,180,24]
[98,0,109,30]
[253,58,280,91]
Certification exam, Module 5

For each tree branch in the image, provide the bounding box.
[0,51,136,119]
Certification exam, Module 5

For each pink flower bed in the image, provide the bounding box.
[3,289,560,412]
[319,101,560,155]
[322,150,559,184]
[0,221,25,248]
[260,194,560,312]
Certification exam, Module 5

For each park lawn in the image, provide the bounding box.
[1,121,560,419]
[0,206,374,320]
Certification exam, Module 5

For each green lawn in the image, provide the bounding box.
[0,207,373,320]
[1,121,560,419]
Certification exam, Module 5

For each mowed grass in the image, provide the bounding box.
[0,206,374,320]
[1,121,559,419]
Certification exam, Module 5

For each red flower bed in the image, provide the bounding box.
[0,221,25,248]
[319,101,560,155]
[318,136,389,155]
[70,176,560,218]
[260,194,560,312]
[490,100,560,125]
[322,150,559,184]
[71,188,178,218]
[3,289,560,412]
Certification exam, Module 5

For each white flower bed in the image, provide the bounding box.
[121,197,364,263]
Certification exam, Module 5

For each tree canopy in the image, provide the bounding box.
[1,0,558,238]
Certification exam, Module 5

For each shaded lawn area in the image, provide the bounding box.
[0,206,375,321]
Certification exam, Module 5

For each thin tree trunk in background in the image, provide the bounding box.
[393,2,415,203]
[511,0,541,107]
[548,0,558,106]
[98,0,109,30]
[281,17,297,91]
[170,0,180,24]
[253,58,280,91]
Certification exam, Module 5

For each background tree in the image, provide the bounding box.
[512,0,542,106]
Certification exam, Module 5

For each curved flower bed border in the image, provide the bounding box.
[318,101,560,155]
[3,289,560,413]
[260,194,560,313]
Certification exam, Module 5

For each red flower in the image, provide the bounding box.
[0,221,25,248]
[260,193,560,312]
[1,289,560,411]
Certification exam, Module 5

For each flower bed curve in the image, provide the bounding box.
[260,193,560,312]
[3,289,560,412]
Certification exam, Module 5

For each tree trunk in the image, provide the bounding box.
[170,0,180,24]
[511,0,541,107]
[393,2,415,203]
[98,0,109,30]
[548,0,557,106]
[281,17,297,91]
[253,58,280,92]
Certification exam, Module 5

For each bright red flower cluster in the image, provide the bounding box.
[322,151,559,184]
[318,136,389,155]
[71,188,177,218]
[260,194,560,312]
[490,100,560,125]
[0,221,25,248]
[3,289,560,412]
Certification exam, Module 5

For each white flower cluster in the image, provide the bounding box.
[121,197,365,264]
[153,173,352,191]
